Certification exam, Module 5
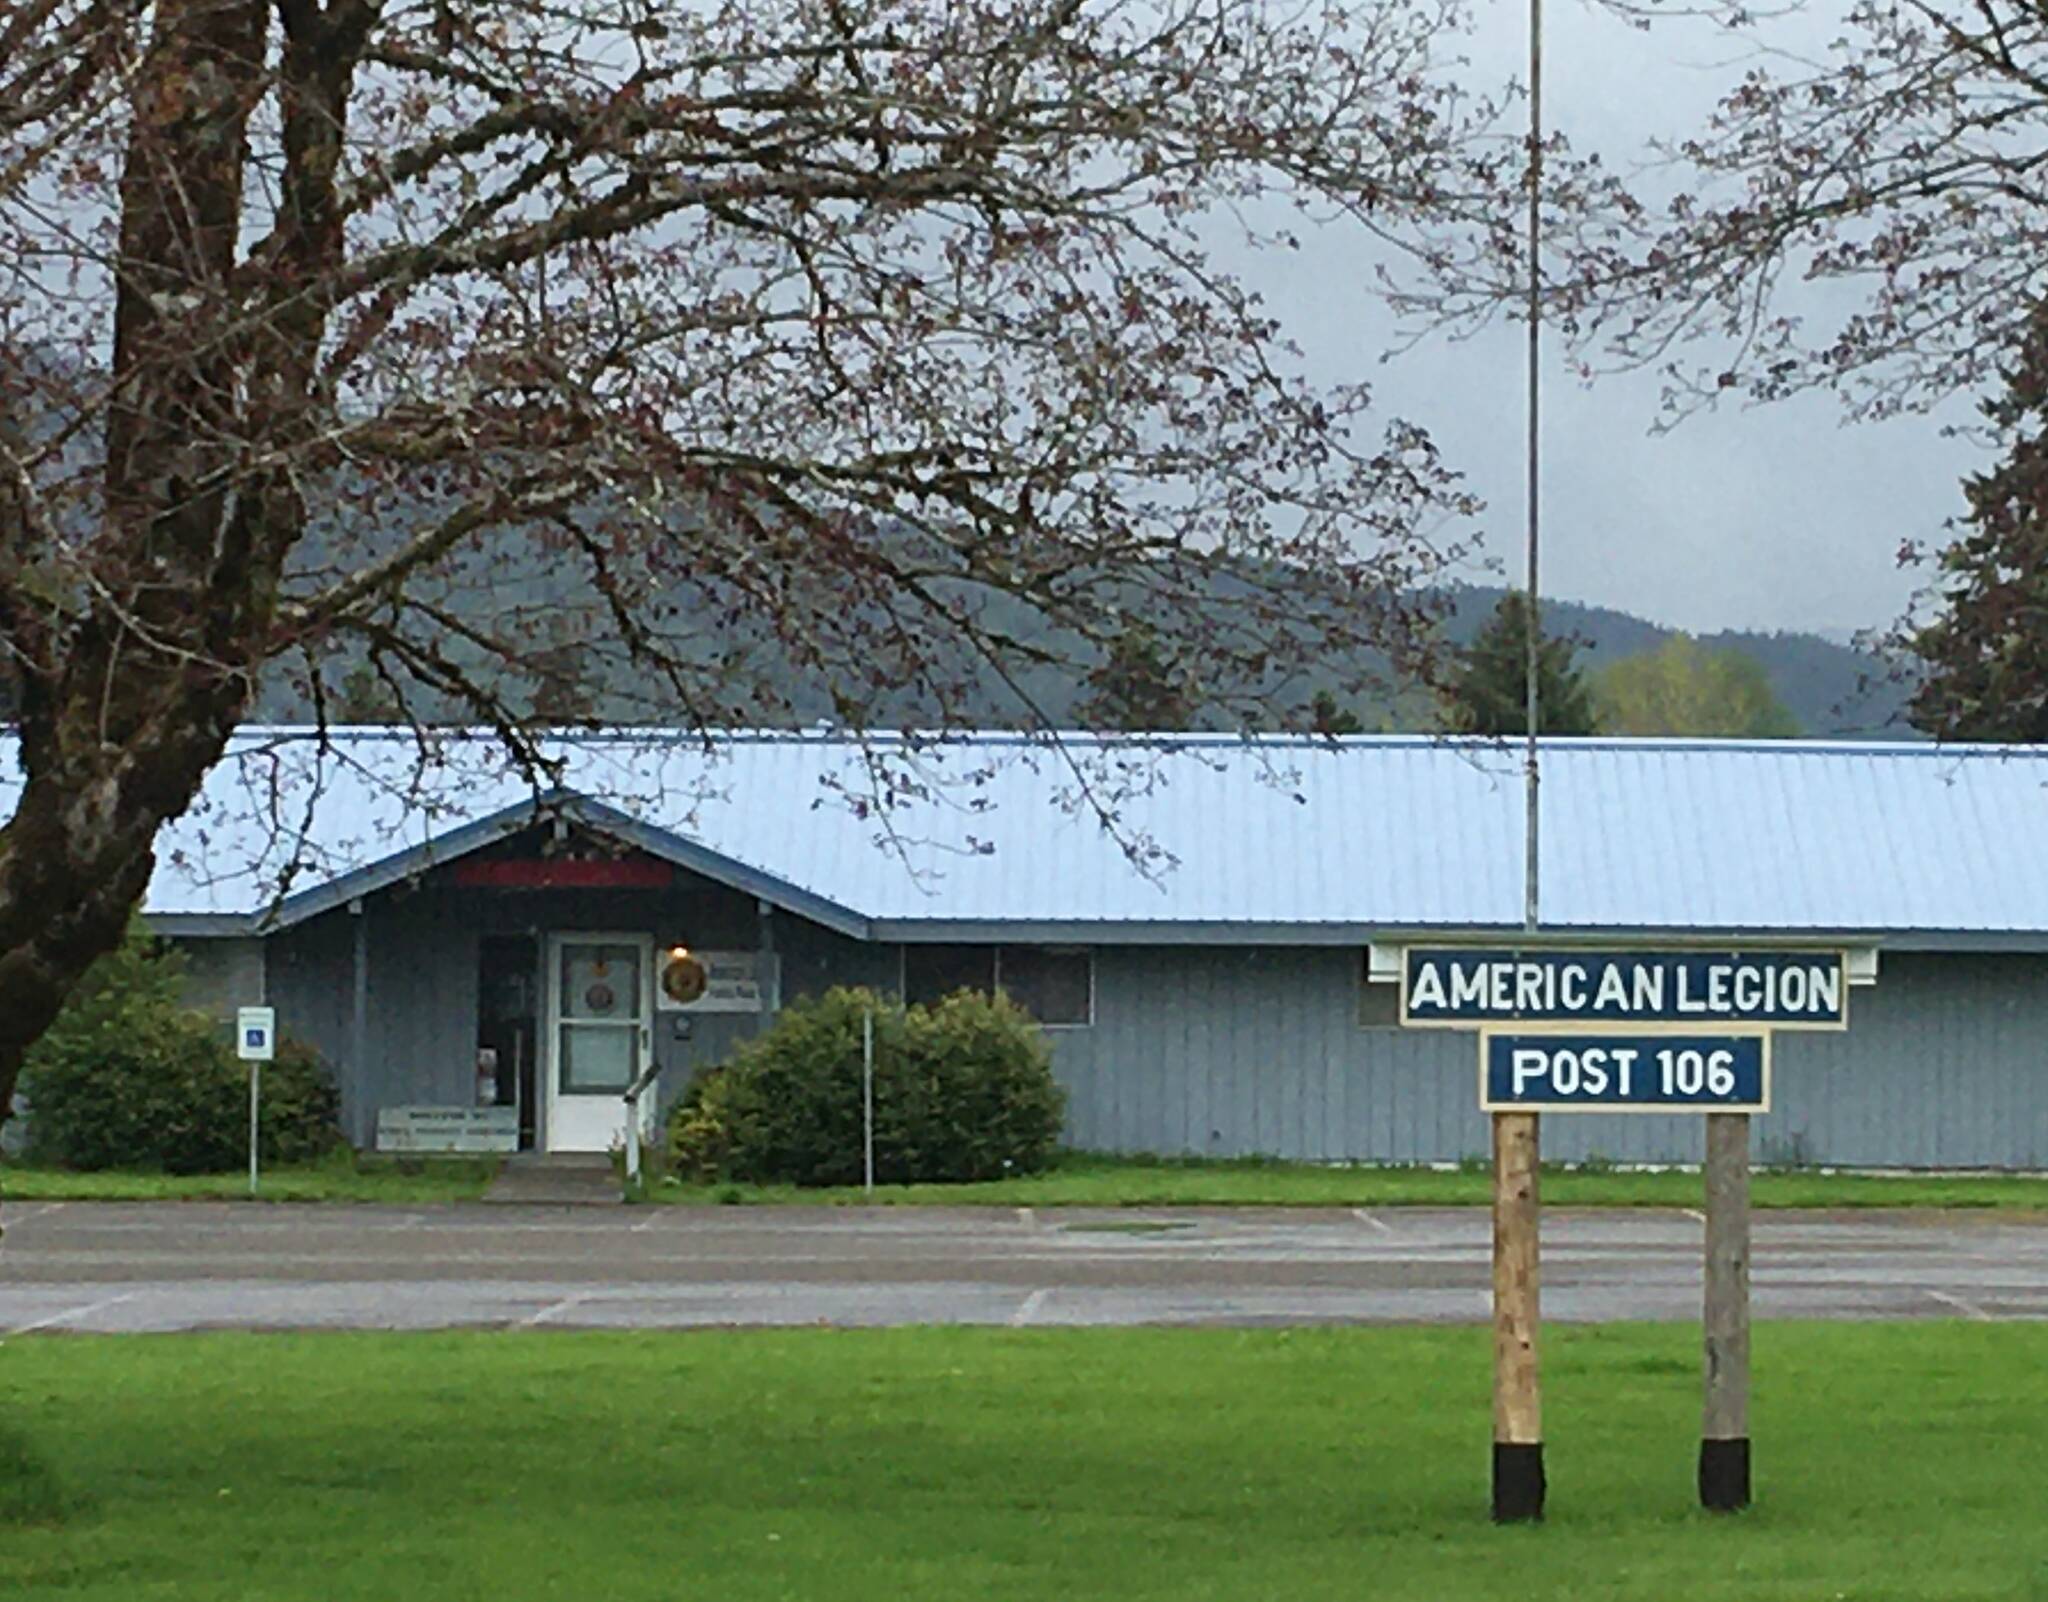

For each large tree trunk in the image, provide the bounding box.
[0,0,278,1130]
[0,719,245,1125]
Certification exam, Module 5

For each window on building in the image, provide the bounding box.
[998,946,1094,1027]
[1359,951,1401,1028]
[903,945,996,1008]
[901,944,1095,1026]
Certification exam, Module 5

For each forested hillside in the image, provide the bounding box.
[1441,588,1912,739]
[220,503,1911,737]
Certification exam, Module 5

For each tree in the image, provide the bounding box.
[0,0,1505,1116]
[1310,690,1365,737]
[329,663,401,725]
[1407,1,2048,427]
[1594,637,1800,739]
[1079,622,1197,732]
[1904,308,2048,742]
[1441,592,1600,735]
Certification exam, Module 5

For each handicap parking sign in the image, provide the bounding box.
[236,1006,275,1062]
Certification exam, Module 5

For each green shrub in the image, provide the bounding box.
[255,1039,345,1166]
[668,986,1066,1186]
[17,925,342,1173]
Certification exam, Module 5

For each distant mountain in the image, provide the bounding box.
[239,493,1915,738]
[1440,586,1915,740]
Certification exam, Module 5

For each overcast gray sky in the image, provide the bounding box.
[1265,0,1982,639]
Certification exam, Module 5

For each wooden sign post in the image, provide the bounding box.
[1492,1110,1545,1521]
[1388,945,1858,1522]
[1700,1111,1752,1511]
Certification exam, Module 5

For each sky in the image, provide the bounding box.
[1257,0,1983,640]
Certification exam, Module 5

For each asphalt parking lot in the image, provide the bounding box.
[2,1201,2045,1334]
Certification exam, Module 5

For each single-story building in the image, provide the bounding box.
[9,728,2048,1168]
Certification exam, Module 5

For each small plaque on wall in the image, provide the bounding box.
[376,1106,520,1153]
[655,950,775,1013]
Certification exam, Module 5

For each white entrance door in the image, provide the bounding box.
[544,934,652,1153]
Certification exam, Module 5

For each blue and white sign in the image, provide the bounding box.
[236,1006,275,1063]
[1404,948,1846,1029]
[1480,1031,1769,1113]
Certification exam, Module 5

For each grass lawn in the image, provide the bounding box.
[3,1323,2045,1600]
[11,1150,2048,1211]
[646,1153,2048,1211]
[0,1152,502,1205]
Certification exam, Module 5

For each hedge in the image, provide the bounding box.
[669,986,1065,1185]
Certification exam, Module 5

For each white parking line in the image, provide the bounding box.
[2,1202,67,1230]
[1015,1207,1037,1228]
[1926,1289,1992,1321]
[7,1291,134,1336]
[1011,1288,1052,1326]
[1351,1208,1394,1235]
[1681,1209,1706,1224]
[522,1291,595,1327]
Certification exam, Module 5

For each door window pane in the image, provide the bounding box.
[903,945,996,1007]
[559,1024,635,1092]
[560,944,640,1019]
[998,947,1093,1026]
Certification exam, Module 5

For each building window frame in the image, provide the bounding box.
[1358,949,1401,1029]
[898,943,1096,1029]
[998,944,1096,1030]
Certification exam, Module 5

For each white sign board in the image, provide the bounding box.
[656,949,772,1013]
[236,1006,276,1062]
[376,1106,520,1153]
[1400,948,1848,1030]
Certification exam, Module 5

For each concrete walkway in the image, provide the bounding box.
[3,1201,2046,1334]
[481,1154,621,1206]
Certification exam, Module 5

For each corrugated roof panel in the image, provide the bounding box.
[6,730,2048,936]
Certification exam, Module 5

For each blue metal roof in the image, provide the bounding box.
[6,730,2048,945]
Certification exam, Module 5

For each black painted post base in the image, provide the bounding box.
[1492,1441,1546,1523]
[1698,1437,1751,1512]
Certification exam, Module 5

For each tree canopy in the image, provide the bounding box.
[1409,0,2048,426]
[1594,637,1800,739]
[0,0,1517,1112]
[1903,306,2048,743]
[1440,591,1600,736]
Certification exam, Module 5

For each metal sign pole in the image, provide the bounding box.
[248,1063,260,1198]
[237,1005,274,1199]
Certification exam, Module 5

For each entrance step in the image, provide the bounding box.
[483,1153,622,1206]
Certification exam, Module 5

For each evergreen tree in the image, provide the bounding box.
[332,662,402,724]
[1310,689,1366,736]
[1081,622,1198,732]
[1442,592,1600,735]
[1907,306,2048,742]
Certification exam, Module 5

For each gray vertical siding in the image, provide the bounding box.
[1045,946,2048,1170]
[775,919,902,1003]
[259,892,2048,1170]
[266,907,366,1138]
[1048,947,1490,1164]
[270,896,475,1147]
[268,870,779,1144]
[174,937,267,1018]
